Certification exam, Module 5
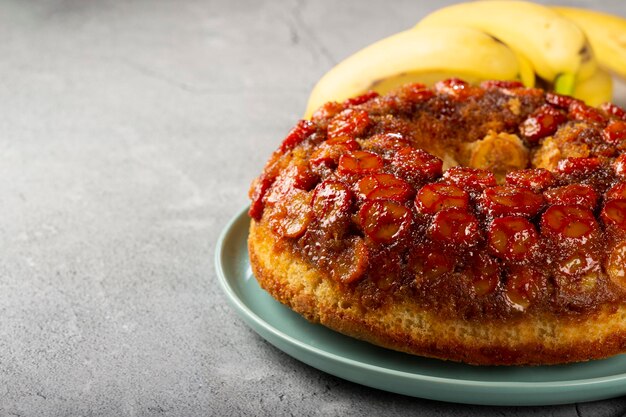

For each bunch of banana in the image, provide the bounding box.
[305,1,626,118]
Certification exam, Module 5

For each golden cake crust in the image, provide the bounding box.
[249,219,626,366]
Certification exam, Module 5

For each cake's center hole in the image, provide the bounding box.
[466,131,530,180]
[437,130,530,182]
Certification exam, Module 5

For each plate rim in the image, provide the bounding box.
[215,206,626,401]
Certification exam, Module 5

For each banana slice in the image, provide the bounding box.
[304,26,529,118]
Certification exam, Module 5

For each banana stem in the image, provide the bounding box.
[554,73,576,95]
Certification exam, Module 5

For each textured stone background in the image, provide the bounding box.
[1,0,625,415]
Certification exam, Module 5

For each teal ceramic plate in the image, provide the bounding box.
[216,207,626,406]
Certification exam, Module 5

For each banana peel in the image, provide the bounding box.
[552,6,626,81]
[305,26,530,118]
[573,68,613,107]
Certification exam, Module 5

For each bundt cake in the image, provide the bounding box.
[247,79,626,365]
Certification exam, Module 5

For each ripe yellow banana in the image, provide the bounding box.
[552,6,626,81]
[305,26,532,118]
[416,1,594,93]
[572,68,613,107]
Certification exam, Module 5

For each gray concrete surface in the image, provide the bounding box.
[1,0,625,415]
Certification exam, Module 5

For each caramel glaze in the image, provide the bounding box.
[249,79,626,322]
